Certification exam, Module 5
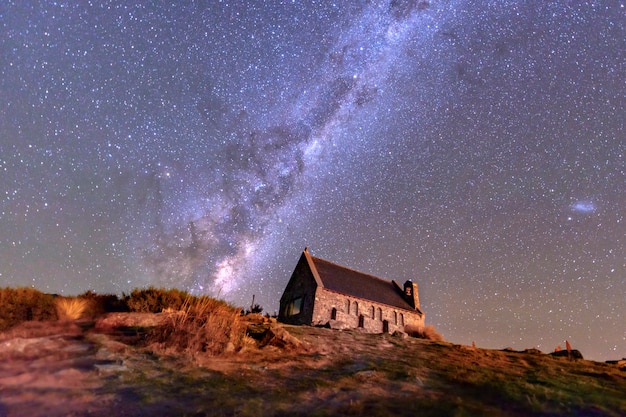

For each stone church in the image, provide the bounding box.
[278,248,425,333]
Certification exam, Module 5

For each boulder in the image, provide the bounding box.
[324,320,350,330]
[246,323,271,340]
[259,326,302,350]
[550,349,584,360]
[392,330,408,339]
[605,358,626,369]
[94,312,172,330]
[0,321,82,341]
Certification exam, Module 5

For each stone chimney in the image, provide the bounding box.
[403,280,420,310]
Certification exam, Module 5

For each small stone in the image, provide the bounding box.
[259,327,302,350]
[325,320,350,330]
[392,330,408,339]
[550,349,584,360]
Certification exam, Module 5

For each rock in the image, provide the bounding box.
[259,326,302,350]
[0,336,90,359]
[240,313,265,324]
[0,321,82,341]
[246,323,271,340]
[94,361,128,373]
[324,320,350,330]
[550,349,584,360]
[392,330,408,339]
[605,358,626,369]
[94,312,172,330]
[354,370,377,381]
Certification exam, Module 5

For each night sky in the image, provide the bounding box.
[1,1,624,361]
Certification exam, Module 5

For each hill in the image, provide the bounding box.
[0,314,624,416]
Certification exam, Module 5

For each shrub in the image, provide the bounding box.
[0,287,57,330]
[149,295,246,357]
[125,287,189,313]
[78,291,127,317]
[55,297,90,320]
[248,303,264,314]
[405,324,445,342]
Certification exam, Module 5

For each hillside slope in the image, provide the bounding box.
[0,318,624,416]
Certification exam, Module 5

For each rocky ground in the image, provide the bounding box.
[0,315,624,416]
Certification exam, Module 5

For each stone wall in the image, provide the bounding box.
[311,288,424,333]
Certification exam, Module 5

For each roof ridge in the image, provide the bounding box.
[311,256,395,285]
[309,255,417,313]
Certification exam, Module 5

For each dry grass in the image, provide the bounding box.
[149,295,246,358]
[125,287,188,313]
[404,324,445,341]
[1,293,625,416]
[55,297,91,320]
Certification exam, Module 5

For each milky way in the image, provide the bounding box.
[1,1,624,361]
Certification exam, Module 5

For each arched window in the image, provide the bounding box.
[346,299,351,315]
[399,313,404,326]
[393,311,398,325]
[331,308,337,320]
[353,301,358,316]
[369,306,375,319]
[377,308,383,321]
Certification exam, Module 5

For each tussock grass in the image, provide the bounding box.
[55,297,90,320]
[125,287,189,313]
[149,295,246,358]
[404,324,445,341]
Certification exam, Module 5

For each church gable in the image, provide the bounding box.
[278,250,320,325]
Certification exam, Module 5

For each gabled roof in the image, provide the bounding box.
[307,253,417,312]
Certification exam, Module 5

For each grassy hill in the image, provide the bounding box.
[138,323,624,417]
[0,288,624,416]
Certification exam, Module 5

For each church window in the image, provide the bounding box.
[287,297,303,316]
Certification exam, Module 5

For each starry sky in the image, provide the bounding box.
[1,1,624,361]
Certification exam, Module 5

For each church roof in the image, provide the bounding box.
[308,255,417,312]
